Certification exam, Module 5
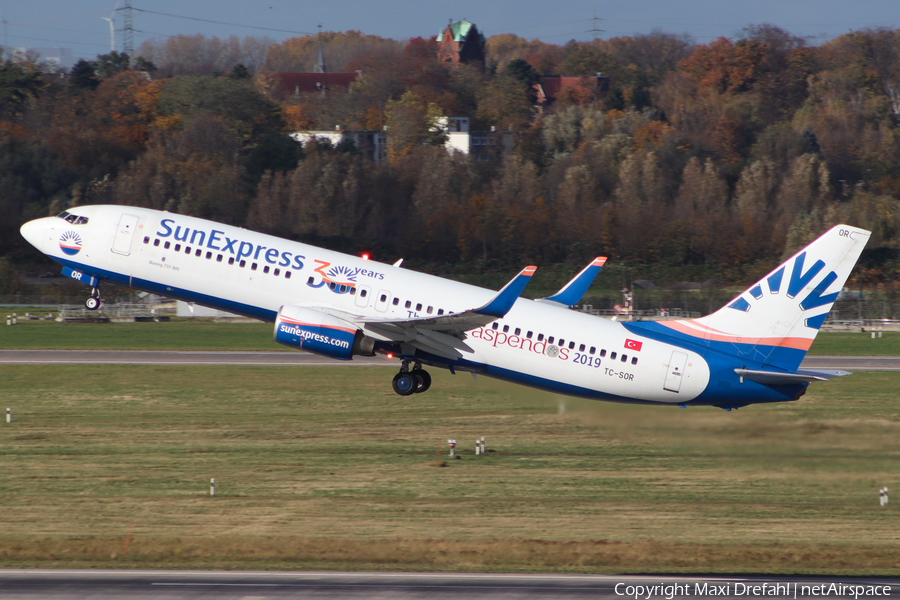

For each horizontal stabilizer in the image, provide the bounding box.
[735,368,851,386]
[538,257,606,307]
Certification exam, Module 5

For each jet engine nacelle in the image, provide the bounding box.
[274,305,374,359]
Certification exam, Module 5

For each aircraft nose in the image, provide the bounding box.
[20,218,47,252]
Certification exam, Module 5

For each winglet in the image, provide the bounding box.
[474,265,537,318]
[538,257,606,307]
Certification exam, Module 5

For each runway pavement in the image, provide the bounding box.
[0,349,393,366]
[0,350,898,371]
[0,570,895,599]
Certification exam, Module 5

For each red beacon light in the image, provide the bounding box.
[361,252,370,261]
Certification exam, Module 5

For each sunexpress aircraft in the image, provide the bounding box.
[20,206,870,409]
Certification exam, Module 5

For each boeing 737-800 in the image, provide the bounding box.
[20,206,870,409]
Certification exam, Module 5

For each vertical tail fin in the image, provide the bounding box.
[632,225,871,371]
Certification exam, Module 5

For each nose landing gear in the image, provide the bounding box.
[392,360,432,396]
[84,287,101,311]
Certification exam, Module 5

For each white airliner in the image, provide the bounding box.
[20,206,870,409]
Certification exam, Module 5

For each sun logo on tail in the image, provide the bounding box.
[59,231,83,256]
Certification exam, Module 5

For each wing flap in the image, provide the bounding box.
[321,265,536,359]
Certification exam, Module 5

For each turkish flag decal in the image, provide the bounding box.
[625,339,643,351]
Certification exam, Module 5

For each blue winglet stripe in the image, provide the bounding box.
[475,266,537,317]
[541,257,606,306]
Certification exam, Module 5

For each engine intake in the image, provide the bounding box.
[274,305,374,360]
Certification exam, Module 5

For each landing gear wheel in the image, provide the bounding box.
[84,296,100,310]
[413,369,432,394]
[392,372,417,396]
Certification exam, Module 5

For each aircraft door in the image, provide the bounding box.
[663,351,688,393]
[374,290,391,312]
[355,285,370,308]
[111,214,139,256]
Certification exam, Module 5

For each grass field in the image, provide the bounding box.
[1,318,900,355]
[1,362,898,574]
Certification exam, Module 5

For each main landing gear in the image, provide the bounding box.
[392,360,432,396]
[84,287,101,311]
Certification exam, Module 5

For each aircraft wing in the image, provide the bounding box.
[536,257,606,307]
[319,265,537,360]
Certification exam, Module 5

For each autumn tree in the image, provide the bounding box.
[0,59,45,118]
[136,35,274,77]
[264,31,401,73]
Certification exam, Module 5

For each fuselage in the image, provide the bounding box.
[20,205,806,408]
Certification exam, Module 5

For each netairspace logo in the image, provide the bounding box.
[614,582,892,600]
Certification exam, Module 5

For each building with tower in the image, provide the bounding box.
[436,19,485,69]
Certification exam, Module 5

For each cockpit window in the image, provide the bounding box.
[56,211,88,225]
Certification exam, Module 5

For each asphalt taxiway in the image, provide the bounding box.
[0,350,898,371]
[0,570,895,599]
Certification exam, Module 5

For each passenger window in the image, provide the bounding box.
[361,289,368,298]
[621,354,627,362]
[579,344,585,351]
[610,352,617,360]
[427,306,433,314]
[559,339,565,346]
[206,251,212,259]
[492,323,499,330]
[548,337,555,344]
[514,328,521,335]
[195,249,202,257]
[537,334,544,341]
[164,241,170,249]
[380,294,387,302]
[392,298,399,306]
[329,282,336,290]
[228,257,235,265]
[502,325,509,333]
[405,300,411,309]
[216,255,223,262]
[274,268,281,276]
[307,277,314,284]
[631,357,638,365]
[438,309,444,315]
[568,341,575,349]
[239,260,246,267]
[153,239,160,247]
[143,236,149,244]
[600,349,607,357]
[175,244,181,252]
[526,331,533,339]
[263,266,270,274]
[416,303,422,311]
[285,271,292,279]
[251,263,257,271]
[186,246,191,254]
[589,346,596,354]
